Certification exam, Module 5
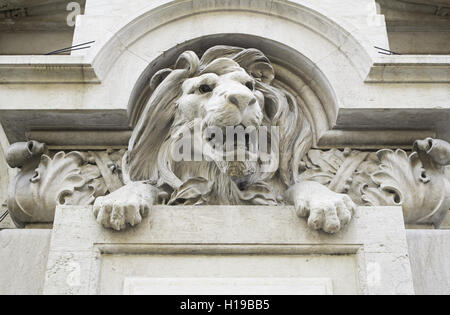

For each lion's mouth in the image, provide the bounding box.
[201,124,260,177]
[202,125,258,160]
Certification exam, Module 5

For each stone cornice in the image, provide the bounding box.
[378,0,450,16]
[366,56,450,83]
[0,55,448,84]
[0,56,99,84]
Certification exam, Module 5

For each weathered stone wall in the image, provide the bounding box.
[74,0,389,54]
[43,206,415,295]
[1,212,449,295]
[407,230,450,295]
[0,229,52,295]
[0,31,74,55]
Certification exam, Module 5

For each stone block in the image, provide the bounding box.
[0,229,52,295]
[407,230,450,295]
[43,205,415,295]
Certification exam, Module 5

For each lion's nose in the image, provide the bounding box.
[228,93,257,110]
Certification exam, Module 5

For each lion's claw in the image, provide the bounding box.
[94,197,147,231]
[93,182,157,231]
[290,182,356,234]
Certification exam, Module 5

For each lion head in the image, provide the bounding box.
[127,46,313,205]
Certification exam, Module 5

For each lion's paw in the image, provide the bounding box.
[290,182,356,234]
[93,182,157,231]
[296,193,355,233]
[94,196,149,231]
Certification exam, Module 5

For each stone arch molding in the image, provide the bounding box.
[82,0,376,145]
[87,0,374,80]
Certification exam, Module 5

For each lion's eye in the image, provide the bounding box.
[245,81,254,90]
[199,84,213,94]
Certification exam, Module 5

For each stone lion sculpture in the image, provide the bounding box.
[5,46,449,232]
[93,46,356,233]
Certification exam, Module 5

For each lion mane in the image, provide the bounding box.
[127,46,313,204]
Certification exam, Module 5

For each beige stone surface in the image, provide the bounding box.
[0,229,52,295]
[379,0,450,55]
[43,205,414,295]
[122,277,335,295]
[441,211,450,229]
[103,255,358,295]
[0,31,74,56]
[407,230,450,295]
[0,0,84,55]
[0,214,15,230]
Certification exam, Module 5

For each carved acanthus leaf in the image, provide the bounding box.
[300,148,427,207]
[361,149,427,207]
[31,152,98,209]
[298,149,346,187]
[300,145,450,226]
[63,163,108,206]
[299,149,372,201]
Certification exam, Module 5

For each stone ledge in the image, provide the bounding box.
[48,205,410,249]
[366,56,450,83]
[0,56,99,84]
[43,205,415,295]
[0,229,52,295]
[1,55,448,85]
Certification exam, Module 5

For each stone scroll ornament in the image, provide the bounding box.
[5,46,450,232]
[5,142,124,227]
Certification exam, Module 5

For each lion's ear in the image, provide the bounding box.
[232,48,275,84]
[175,51,199,75]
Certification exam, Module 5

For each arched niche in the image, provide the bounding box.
[88,0,374,82]
[80,0,378,148]
[54,0,428,150]
[127,34,338,146]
